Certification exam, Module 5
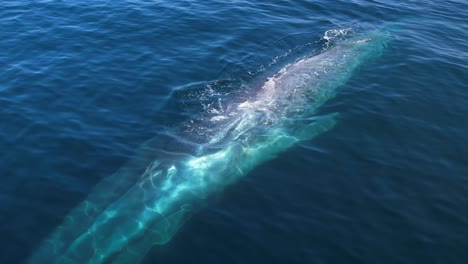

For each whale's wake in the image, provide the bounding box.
[29,27,388,264]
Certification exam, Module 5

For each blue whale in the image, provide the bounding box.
[28,28,387,263]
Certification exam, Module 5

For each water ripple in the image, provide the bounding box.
[0,0,467,263]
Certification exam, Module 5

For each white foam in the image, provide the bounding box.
[210,115,228,122]
[323,28,354,41]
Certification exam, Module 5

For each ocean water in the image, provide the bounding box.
[1,0,467,263]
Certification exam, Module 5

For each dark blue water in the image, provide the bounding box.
[1,0,467,263]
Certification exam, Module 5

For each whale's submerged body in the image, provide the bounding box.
[29,28,387,263]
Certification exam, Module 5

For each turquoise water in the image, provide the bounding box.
[1,1,467,263]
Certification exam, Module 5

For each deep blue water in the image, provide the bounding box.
[1,0,467,263]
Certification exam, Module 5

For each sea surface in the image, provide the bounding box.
[1,0,467,263]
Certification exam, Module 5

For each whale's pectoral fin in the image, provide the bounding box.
[296,112,338,141]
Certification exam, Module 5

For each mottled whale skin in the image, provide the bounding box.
[28,28,387,264]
